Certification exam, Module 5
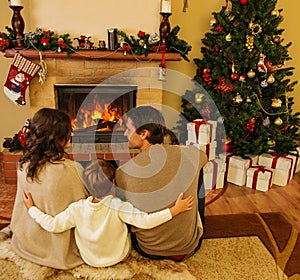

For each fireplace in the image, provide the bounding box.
[56,84,137,143]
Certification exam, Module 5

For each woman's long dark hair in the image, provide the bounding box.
[19,108,72,182]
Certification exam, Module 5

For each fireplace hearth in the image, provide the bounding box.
[56,84,137,143]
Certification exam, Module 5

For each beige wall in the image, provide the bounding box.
[1,0,299,151]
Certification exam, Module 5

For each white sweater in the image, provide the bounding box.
[28,195,172,267]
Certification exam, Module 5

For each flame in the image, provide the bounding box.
[73,98,121,131]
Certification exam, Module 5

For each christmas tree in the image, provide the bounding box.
[179,0,300,157]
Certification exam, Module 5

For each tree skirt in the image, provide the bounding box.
[0,213,299,280]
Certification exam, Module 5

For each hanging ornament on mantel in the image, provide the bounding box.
[274,117,283,126]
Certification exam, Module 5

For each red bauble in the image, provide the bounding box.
[230,73,240,81]
[240,0,248,4]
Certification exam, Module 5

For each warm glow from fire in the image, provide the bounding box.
[72,99,121,131]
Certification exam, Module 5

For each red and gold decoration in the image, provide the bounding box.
[214,76,235,96]
[246,118,256,133]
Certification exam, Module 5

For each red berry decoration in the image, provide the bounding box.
[240,0,248,4]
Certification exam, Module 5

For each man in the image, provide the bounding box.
[115,105,207,261]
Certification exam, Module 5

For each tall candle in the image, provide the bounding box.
[10,0,23,6]
[161,0,171,13]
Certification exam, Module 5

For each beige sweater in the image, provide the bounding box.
[11,159,88,270]
[116,144,208,256]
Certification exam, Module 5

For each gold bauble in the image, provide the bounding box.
[247,69,255,78]
[225,33,232,42]
[267,74,275,84]
[274,117,283,126]
[271,9,280,17]
[195,93,204,104]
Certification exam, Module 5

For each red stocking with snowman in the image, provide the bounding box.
[3,53,40,106]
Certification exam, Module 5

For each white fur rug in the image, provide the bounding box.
[0,238,195,280]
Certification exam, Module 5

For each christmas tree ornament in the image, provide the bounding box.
[224,0,233,16]
[271,9,280,17]
[210,18,217,26]
[214,76,235,96]
[260,80,268,87]
[246,118,256,133]
[247,69,255,78]
[257,54,267,72]
[230,72,239,81]
[195,93,204,103]
[263,117,270,127]
[267,139,276,148]
[225,33,232,41]
[245,35,254,52]
[274,117,283,126]
[271,97,282,108]
[250,23,262,35]
[239,75,246,82]
[202,67,213,85]
[4,53,40,106]
[246,96,252,102]
[273,35,282,44]
[240,0,248,4]
[233,93,243,104]
[267,74,275,84]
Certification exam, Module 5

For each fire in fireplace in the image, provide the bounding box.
[55,84,137,143]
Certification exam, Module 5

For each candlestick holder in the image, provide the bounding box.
[159,12,171,51]
[10,5,25,49]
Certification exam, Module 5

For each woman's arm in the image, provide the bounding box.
[22,191,76,233]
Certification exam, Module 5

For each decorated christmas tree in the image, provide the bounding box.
[179,0,300,157]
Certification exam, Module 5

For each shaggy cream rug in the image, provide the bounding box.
[0,213,299,280]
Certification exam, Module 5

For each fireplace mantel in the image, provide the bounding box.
[4,49,181,61]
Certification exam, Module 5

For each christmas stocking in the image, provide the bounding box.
[4,53,40,106]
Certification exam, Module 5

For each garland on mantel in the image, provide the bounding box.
[0,26,191,61]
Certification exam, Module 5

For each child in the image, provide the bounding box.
[23,159,194,268]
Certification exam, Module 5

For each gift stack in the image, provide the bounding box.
[218,150,299,192]
[186,119,226,191]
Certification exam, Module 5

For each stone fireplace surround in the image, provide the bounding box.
[1,49,181,185]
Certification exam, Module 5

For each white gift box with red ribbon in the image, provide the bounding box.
[258,153,295,186]
[203,158,226,190]
[191,141,217,161]
[293,147,300,173]
[186,119,216,145]
[219,153,258,186]
[246,166,274,192]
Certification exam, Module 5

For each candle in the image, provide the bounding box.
[161,0,171,13]
[10,0,23,6]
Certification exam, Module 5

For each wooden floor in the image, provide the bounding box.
[1,173,300,232]
[205,172,300,232]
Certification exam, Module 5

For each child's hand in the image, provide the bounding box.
[22,191,34,210]
[170,193,194,217]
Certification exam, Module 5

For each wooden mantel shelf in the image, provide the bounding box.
[4,49,182,61]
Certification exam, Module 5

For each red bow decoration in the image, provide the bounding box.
[41,37,50,46]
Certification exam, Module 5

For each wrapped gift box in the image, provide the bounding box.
[192,141,217,161]
[293,147,300,173]
[203,158,226,190]
[186,119,217,145]
[258,153,295,186]
[246,166,274,192]
[219,153,258,186]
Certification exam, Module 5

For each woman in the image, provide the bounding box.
[10,108,88,270]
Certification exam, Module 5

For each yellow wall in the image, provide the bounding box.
[1,0,299,151]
